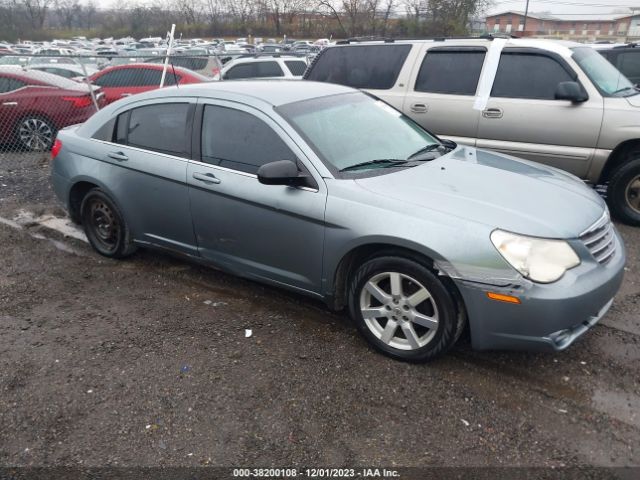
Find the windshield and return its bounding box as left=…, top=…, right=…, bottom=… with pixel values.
left=278, top=92, right=439, bottom=173
left=572, top=47, right=636, bottom=96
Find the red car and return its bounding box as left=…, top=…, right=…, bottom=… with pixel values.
left=89, top=63, right=209, bottom=104
left=0, top=66, right=106, bottom=151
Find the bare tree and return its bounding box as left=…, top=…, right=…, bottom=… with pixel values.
left=19, top=0, right=52, bottom=29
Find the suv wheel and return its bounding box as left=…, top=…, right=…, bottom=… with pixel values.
left=607, top=157, right=640, bottom=226
left=348, top=256, right=458, bottom=362
left=80, top=188, right=137, bottom=258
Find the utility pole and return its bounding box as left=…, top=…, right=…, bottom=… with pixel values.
left=523, top=0, right=530, bottom=34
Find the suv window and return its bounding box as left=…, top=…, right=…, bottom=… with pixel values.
left=285, top=60, right=307, bottom=76
left=306, top=44, right=411, bottom=90
left=492, top=52, right=574, bottom=100
left=617, top=51, right=640, bottom=84
left=225, top=61, right=284, bottom=79
left=0, top=76, right=26, bottom=93
left=201, top=105, right=296, bottom=174
left=117, top=103, right=190, bottom=156
left=415, top=49, right=486, bottom=95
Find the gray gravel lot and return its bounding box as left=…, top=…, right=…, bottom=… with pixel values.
left=0, top=151, right=638, bottom=468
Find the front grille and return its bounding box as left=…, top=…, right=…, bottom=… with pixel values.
left=579, top=212, right=616, bottom=265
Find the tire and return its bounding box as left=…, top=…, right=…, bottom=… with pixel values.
left=80, top=188, right=137, bottom=258
left=348, top=256, right=458, bottom=362
left=16, top=115, right=55, bottom=152
left=607, top=157, right=640, bottom=226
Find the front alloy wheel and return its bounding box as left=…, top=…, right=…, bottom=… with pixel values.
left=360, top=272, right=439, bottom=350
left=349, top=256, right=459, bottom=362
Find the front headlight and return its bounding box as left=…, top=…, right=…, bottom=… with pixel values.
left=490, top=230, right=580, bottom=283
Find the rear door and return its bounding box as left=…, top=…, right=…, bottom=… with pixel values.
left=91, top=98, right=198, bottom=254
left=476, top=49, right=604, bottom=178
left=402, top=46, right=486, bottom=145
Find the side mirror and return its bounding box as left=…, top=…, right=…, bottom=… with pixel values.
left=257, top=160, right=309, bottom=187
left=555, top=81, right=588, bottom=102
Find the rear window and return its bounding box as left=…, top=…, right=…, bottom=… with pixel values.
left=285, top=60, right=307, bottom=76
left=415, top=49, right=486, bottom=95
left=306, top=44, right=411, bottom=90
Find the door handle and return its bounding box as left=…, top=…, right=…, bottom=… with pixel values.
left=192, top=172, right=221, bottom=184
left=410, top=103, right=428, bottom=113
left=482, top=108, right=503, bottom=119
left=2, top=102, right=18, bottom=106
left=120, top=93, right=132, bottom=97
left=107, top=151, right=128, bottom=161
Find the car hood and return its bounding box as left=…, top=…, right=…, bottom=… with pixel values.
left=625, top=93, right=640, bottom=107
left=354, top=146, right=605, bottom=239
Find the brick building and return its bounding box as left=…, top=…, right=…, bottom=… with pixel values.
left=485, top=10, right=640, bottom=41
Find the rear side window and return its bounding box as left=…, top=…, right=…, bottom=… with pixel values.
left=225, top=61, right=284, bottom=79
left=201, top=105, right=296, bottom=174
left=0, top=76, right=26, bottom=93
left=117, top=103, right=190, bottom=156
left=306, top=44, right=411, bottom=90
left=491, top=52, right=574, bottom=100
left=415, top=49, right=486, bottom=95
left=93, top=69, right=140, bottom=87
left=285, top=60, right=307, bottom=76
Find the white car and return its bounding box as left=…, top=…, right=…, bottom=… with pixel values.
left=219, top=55, right=308, bottom=80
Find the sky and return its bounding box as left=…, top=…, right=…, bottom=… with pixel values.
left=487, top=0, right=640, bottom=16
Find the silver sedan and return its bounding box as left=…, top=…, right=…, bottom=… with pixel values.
left=50, top=81, right=626, bottom=361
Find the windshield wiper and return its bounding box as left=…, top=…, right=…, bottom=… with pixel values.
left=611, top=86, right=638, bottom=96
left=407, top=143, right=447, bottom=160
left=340, top=159, right=410, bottom=172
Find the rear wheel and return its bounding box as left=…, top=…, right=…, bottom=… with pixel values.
left=607, top=157, right=640, bottom=226
left=348, top=256, right=458, bottom=362
left=16, top=116, right=55, bottom=151
left=80, top=188, right=136, bottom=258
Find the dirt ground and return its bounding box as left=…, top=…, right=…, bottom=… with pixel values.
left=0, top=151, right=639, bottom=469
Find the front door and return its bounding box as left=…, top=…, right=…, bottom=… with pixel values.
left=187, top=101, right=327, bottom=294
left=476, top=49, right=604, bottom=178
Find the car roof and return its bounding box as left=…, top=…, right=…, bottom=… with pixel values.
left=331, top=37, right=582, bottom=58
left=129, top=80, right=355, bottom=107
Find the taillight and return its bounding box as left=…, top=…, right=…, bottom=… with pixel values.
left=51, top=138, right=62, bottom=160
left=62, top=95, right=92, bottom=108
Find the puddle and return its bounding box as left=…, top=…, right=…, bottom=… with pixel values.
left=13, top=210, right=87, bottom=242
left=592, top=388, right=640, bottom=429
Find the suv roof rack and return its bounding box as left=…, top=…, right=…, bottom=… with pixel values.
left=335, top=34, right=519, bottom=45
left=235, top=52, right=307, bottom=59
left=613, top=42, right=637, bottom=49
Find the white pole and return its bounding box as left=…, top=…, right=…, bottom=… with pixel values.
left=160, top=24, right=176, bottom=88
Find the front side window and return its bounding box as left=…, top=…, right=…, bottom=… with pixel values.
left=572, top=46, right=636, bottom=96
left=415, top=49, right=486, bottom=95
left=93, top=69, right=140, bottom=87
left=201, top=105, right=296, bottom=174
left=491, top=52, right=574, bottom=100
left=116, top=103, right=190, bottom=156
left=305, top=44, right=411, bottom=90
left=278, top=92, right=438, bottom=174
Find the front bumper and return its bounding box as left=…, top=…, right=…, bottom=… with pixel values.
left=455, top=227, right=626, bottom=352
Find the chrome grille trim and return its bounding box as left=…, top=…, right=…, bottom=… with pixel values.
left=579, top=211, right=616, bottom=265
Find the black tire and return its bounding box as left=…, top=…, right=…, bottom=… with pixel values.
left=15, top=115, right=55, bottom=152
left=348, top=256, right=458, bottom=362
left=80, top=188, right=137, bottom=258
left=607, top=157, right=640, bottom=226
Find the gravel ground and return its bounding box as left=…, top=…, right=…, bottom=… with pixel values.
left=0, top=151, right=639, bottom=468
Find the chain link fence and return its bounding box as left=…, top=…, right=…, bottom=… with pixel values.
left=0, top=50, right=312, bottom=153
